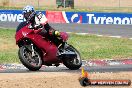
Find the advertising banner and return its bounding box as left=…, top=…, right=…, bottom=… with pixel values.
left=0, top=10, right=24, bottom=22
left=63, top=12, right=132, bottom=24
left=0, top=10, right=45, bottom=23
left=46, top=11, right=66, bottom=23
left=0, top=10, right=132, bottom=25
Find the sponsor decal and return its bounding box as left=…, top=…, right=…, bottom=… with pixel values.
left=0, top=13, right=24, bottom=22
left=0, top=10, right=45, bottom=23
left=70, top=13, right=82, bottom=23
left=79, top=67, right=131, bottom=87
left=0, top=10, right=25, bottom=22
left=64, top=12, right=132, bottom=24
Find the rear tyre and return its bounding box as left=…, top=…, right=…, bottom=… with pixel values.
left=18, top=46, right=42, bottom=71
left=62, top=45, right=82, bottom=70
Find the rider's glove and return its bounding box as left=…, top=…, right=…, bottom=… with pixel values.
left=54, top=30, right=60, bottom=37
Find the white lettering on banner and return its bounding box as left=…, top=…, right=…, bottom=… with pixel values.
left=17, top=14, right=23, bottom=22
left=7, top=14, right=17, bottom=22
left=85, top=14, right=132, bottom=24
left=0, top=14, right=7, bottom=21
left=0, top=14, right=24, bottom=22
left=100, top=17, right=106, bottom=24
left=86, top=14, right=94, bottom=24
left=122, top=17, right=130, bottom=24
left=130, top=18, right=132, bottom=24
left=93, top=17, right=100, bottom=24
left=113, top=17, right=122, bottom=24
left=106, top=17, right=113, bottom=24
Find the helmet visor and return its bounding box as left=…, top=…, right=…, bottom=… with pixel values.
left=23, top=11, right=32, bottom=20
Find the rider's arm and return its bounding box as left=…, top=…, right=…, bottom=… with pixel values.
left=44, top=23, right=60, bottom=37
left=35, top=12, right=60, bottom=36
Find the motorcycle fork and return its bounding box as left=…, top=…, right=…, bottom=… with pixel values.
left=57, top=42, right=68, bottom=56
left=31, top=43, right=35, bottom=57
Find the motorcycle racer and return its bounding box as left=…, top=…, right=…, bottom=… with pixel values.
left=22, top=5, right=61, bottom=39
left=15, top=5, right=82, bottom=71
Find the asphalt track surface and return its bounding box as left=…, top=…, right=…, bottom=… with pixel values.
left=0, top=22, right=132, bottom=73
left=0, top=65, right=132, bottom=73
left=0, top=61, right=132, bottom=73
left=0, top=22, right=132, bottom=38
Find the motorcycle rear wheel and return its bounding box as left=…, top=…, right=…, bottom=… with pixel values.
left=18, top=46, right=42, bottom=71
left=62, top=45, right=82, bottom=70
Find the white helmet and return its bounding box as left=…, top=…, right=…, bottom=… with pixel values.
left=23, top=5, right=35, bottom=20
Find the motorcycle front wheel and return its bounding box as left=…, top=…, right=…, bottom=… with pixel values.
left=18, top=46, right=42, bottom=71
left=62, top=45, right=82, bottom=70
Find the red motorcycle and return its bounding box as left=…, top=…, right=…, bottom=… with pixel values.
left=15, top=22, right=82, bottom=71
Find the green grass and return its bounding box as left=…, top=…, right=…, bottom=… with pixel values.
left=0, top=29, right=19, bottom=63
left=68, top=34, right=132, bottom=59
left=0, top=28, right=132, bottom=63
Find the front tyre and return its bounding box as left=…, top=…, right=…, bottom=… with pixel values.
left=63, top=45, right=82, bottom=70
left=18, top=46, right=42, bottom=71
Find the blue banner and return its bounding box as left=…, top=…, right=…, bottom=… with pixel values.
left=64, top=12, right=132, bottom=24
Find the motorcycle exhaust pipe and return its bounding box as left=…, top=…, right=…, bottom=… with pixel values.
left=59, top=51, right=77, bottom=59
